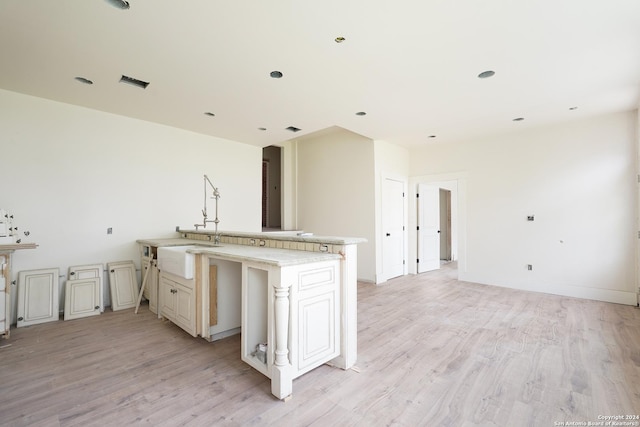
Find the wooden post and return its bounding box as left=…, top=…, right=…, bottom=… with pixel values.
left=134, top=257, right=153, bottom=314
left=271, top=282, right=293, bottom=400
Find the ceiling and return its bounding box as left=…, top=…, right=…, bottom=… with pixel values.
left=1, top=0, right=639, bottom=148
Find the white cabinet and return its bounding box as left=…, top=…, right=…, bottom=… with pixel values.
left=107, top=261, right=138, bottom=311
left=291, top=261, right=340, bottom=374
left=159, top=271, right=196, bottom=337
left=241, top=259, right=340, bottom=399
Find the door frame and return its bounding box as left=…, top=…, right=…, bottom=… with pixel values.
left=409, top=173, right=468, bottom=277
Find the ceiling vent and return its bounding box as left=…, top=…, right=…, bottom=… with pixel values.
left=120, top=75, right=149, bottom=89
left=106, top=0, right=130, bottom=9
left=285, top=126, right=301, bottom=132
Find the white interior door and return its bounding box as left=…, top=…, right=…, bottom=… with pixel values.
left=382, top=177, right=405, bottom=281
left=64, top=278, right=101, bottom=320
left=417, top=183, right=441, bottom=273
left=17, top=268, right=59, bottom=327
left=107, top=261, right=138, bottom=311
left=68, top=264, right=104, bottom=312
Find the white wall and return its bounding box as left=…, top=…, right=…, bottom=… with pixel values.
left=295, top=127, right=376, bottom=282
left=373, top=140, right=410, bottom=283
left=0, top=89, right=262, bottom=320
left=409, top=111, right=638, bottom=305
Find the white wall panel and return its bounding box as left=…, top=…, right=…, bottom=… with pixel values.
left=0, top=89, right=261, bottom=321
left=408, top=111, right=637, bottom=304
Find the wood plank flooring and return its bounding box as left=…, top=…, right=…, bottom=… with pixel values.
left=1, top=263, right=639, bottom=426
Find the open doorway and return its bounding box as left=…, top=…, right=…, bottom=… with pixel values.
left=417, top=181, right=458, bottom=274
left=439, top=189, right=452, bottom=262
left=262, top=146, right=281, bottom=230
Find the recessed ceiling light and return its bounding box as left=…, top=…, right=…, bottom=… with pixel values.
left=270, top=71, right=283, bottom=79
left=428, top=135, right=436, bottom=139
left=513, top=117, right=525, bottom=121
left=285, top=126, right=301, bottom=132
left=74, top=77, right=93, bottom=85
left=355, top=111, right=366, bottom=116
left=335, top=37, right=346, bottom=43
left=478, top=70, right=495, bottom=79
left=258, top=127, right=267, bottom=131
left=569, top=106, right=578, bottom=110
left=204, top=112, right=215, bottom=117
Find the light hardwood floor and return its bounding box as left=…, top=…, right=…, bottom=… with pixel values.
left=1, top=263, right=639, bottom=426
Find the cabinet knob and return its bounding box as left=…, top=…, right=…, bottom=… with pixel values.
left=18, top=317, right=23, bottom=321
left=95, top=306, right=100, bottom=310
left=110, top=269, right=115, bottom=273
left=70, top=271, right=75, bottom=276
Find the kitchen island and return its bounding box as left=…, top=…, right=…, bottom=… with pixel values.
left=137, top=230, right=365, bottom=400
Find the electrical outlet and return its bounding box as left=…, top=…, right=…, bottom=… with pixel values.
left=107, top=227, right=113, bottom=234
left=527, top=215, right=535, bottom=221
left=527, top=264, right=533, bottom=271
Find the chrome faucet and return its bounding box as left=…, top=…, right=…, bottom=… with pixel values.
left=194, top=174, right=221, bottom=244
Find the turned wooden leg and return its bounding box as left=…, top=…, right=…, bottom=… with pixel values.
left=271, top=284, right=293, bottom=399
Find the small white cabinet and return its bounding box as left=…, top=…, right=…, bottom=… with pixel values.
left=159, top=271, right=197, bottom=337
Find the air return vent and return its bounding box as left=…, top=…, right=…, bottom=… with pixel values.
left=120, top=75, right=149, bottom=89
left=285, top=126, right=301, bottom=132
left=106, top=0, right=130, bottom=9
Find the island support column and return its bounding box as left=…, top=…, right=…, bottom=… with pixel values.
left=271, top=274, right=293, bottom=399
left=330, top=243, right=358, bottom=370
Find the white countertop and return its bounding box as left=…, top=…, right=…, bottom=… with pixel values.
left=178, top=230, right=367, bottom=245
left=137, top=238, right=341, bottom=267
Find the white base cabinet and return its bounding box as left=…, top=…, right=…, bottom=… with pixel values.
left=241, top=259, right=340, bottom=399
left=159, top=271, right=197, bottom=337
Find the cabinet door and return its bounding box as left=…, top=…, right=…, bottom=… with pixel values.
left=69, top=264, right=104, bottom=312
left=174, top=282, right=196, bottom=336
left=159, top=274, right=177, bottom=320
left=291, top=260, right=340, bottom=374
left=17, top=268, right=59, bottom=327
left=64, top=278, right=101, bottom=320
left=107, top=261, right=138, bottom=311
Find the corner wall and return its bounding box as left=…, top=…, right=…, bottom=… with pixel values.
left=295, top=128, right=376, bottom=282
left=409, top=111, right=638, bottom=305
